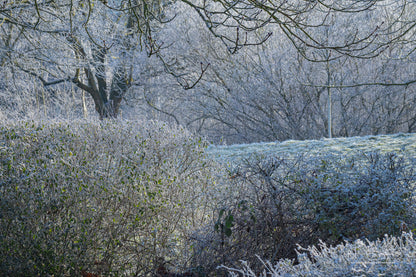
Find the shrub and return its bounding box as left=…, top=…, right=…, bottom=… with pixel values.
left=222, top=231, right=416, bottom=276
left=0, top=119, right=218, bottom=276
left=192, top=151, right=416, bottom=274
left=2, top=120, right=415, bottom=276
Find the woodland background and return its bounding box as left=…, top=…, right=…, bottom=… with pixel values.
left=2, top=1, right=416, bottom=276
left=1, top=1, right=416, bottom=143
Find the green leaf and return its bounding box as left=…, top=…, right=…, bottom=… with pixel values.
left=225, top=215, right=234, bottom=229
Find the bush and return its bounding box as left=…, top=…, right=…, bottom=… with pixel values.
left=0, top=119, right=218, bottom=276
left=2, top=120, right=415, bottom=276
left=222, top=231, right=416, bottom=276
left=192, top=152, right=416, bottom=274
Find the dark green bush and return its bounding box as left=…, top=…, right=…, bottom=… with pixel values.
left=0, top=120, right=218, bottom=276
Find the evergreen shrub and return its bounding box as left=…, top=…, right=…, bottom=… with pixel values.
left=0, top=120, right=218, bottom=276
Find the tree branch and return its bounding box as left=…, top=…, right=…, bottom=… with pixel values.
left=15, top=64, right=72, bottom=86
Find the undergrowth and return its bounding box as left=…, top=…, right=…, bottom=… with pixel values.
left=1, top=119, right=415, bottom=276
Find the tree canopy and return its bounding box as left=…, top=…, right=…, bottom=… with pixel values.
left=1, top=0, right=416, bottom=141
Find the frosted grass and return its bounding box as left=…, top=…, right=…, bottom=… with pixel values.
left=222, top=232, right=416, bottom=277
left=208, top=133, right=416, bottom=163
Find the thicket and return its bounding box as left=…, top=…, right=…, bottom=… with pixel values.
left=1, top=120, right=416, bottom=276
left=0, top=120, right=222, bottom=276
left=192, top=151, right=416, bottom=274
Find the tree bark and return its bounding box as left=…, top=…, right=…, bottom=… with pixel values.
left=67, top=34, right=132, bottom=119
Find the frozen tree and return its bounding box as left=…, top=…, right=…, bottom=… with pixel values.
left=0, top=0, right=207, bottom=119
left=176, top=0, right=416, bottom=142
left=2, top=0, right=416, bottom=132
left=185, top=1, right=416, bottom=59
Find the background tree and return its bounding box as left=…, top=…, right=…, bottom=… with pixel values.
left=175, top=1, right=416, bottom=142
left=2, top=0, right=416, bottom=142
left=0, top=0, right=207, bottom=119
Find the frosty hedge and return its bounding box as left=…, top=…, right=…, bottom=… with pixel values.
left=1, top=120, right=416, bottom=276
left=191, top=148, right=416, bottom=274
left=0, top=120, right=220, bottom=276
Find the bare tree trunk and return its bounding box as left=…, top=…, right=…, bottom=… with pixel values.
left=67, top=34, right=132, bottom=119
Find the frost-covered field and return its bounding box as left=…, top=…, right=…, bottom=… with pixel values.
left=208, top=133, right=416, bottom=163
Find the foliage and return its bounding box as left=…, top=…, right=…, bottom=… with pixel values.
left=0, top=119, right=218, bottom=276
left=193, top=151, right=416, bottom=274
left=222, top=232, right=416, bottom=277
left=1, top=119, right=416, bottom=276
